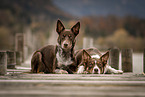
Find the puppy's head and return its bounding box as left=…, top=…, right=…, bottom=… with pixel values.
left=93, top=51, right=109, bottom=74
left=79, top=50, right=96, bottom=74
left=56, top=20, right=80, bottom=50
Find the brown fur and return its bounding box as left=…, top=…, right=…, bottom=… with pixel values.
left=31, top=45, right=57, bottom=73
left=31, top=20, right=80, bottom=73
left=75, top=48, right=109, bottom=74
left=75, top=49, right=96, bottom=73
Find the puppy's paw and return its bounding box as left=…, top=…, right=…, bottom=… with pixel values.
left=113, top=70, right=123, bottom=74
left=83, top=71, right=88, bottom=74
left=60, top=70, right=68, bottom=74
left=77, top=66, right=84, bottom=74
left=117, top=70, right=123, bottom=74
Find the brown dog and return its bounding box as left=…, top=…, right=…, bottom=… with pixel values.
left=31, top=20, right=80, bottom=74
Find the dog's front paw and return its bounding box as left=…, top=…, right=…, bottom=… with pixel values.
left=55, top=69, right=68, bottom=74
left=60, top=70, right=68, bottom=74
left=77, top=65, right=84, bottom=74
left=113, top=70, right=123, bottom=74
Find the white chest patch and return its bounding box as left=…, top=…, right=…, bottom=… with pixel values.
left=56, top=52, right=73, bottom=67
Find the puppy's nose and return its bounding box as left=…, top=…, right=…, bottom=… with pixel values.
left=94, top=69, right=98, bottom=72
left=64, top=43, right=68, bottom=47
left=94, top=69, right=98, bottom=73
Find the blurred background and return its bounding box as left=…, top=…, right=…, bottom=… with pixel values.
left=0, top=0, right=145, bottom=72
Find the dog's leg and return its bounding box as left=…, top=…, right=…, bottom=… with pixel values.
left=54, top=62, right=68, bottom=74
left=31, top=51, right=44, bottom=73
left=104, top=64, right=123, bottom=74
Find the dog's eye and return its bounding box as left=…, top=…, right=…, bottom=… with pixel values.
left=68, top=35, right=72, bottom=39
left=63, top=34, right=66, bottom=37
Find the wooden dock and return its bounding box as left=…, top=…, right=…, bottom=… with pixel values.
left=0, top=67, right=145, bottom=97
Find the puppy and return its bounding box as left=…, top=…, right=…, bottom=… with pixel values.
left=75, top=48, right=123, bottom=74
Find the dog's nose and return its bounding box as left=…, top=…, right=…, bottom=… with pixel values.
left=64, top=43, right=68, bottom=47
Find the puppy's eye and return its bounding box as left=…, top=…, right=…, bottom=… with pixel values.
left=100, top=64, right=102, bottom=66
left=98, top=63, right=102, bottom=67
left=89, top=62, right=93, bottom=66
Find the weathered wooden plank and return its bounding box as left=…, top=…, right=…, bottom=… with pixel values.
left=0, top=80, right=145, bottom=86
left=1, top=67, right=145, bottom=97
left=0, top=51, right=7, bottom=75
left=4, top=73, right=145, bottom=78
left=7, top=51, right=16, bottom=69
left=2, top=71, right=145, bottom=80
left=0, top=90, right=145, bottom=97
left=0, top=83, right=145, bottom=97
left=1, top=74, right=145, bottom=81
left=122, top=49, right=133, bottom=72
left=109, top=48, right=120, bottom=69
left=0, top=92, right=145, bottom=97
left=16, top=51, right=22, bottom=66
left=143, top=48, right=145, bottom=73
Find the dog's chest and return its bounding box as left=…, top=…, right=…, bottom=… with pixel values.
left=56, top=52, right=73, bottom=68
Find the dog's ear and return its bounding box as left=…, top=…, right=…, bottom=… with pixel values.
left=56, top=20, right=65, bottom=34
left=82, top=50, right=91, bottom=60
left=100, top=51, right=109, bottom=65
left=71, top=22, right=80, bottom=36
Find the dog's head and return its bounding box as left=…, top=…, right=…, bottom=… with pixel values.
left=79, top=50, right=96, bottom=74
left=93, top=51, right=109, bottom=74
left=56, top=20, right=80, bottom=51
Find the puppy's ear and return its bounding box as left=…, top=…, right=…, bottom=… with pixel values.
left=56, top=20, right=65, bottom=34
left=71, top=22, right=80, bottom=36
left=100, top=51, right=109, bottom=65
left=82, top=50, right=91, bottom=60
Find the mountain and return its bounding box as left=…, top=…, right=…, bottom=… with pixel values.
left=52, top=0, right=145, bottom=19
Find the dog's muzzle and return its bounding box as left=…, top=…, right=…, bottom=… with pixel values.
left=61, top=39, right=72, bottom=49
left=64, top=43, right=68, bottom=48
